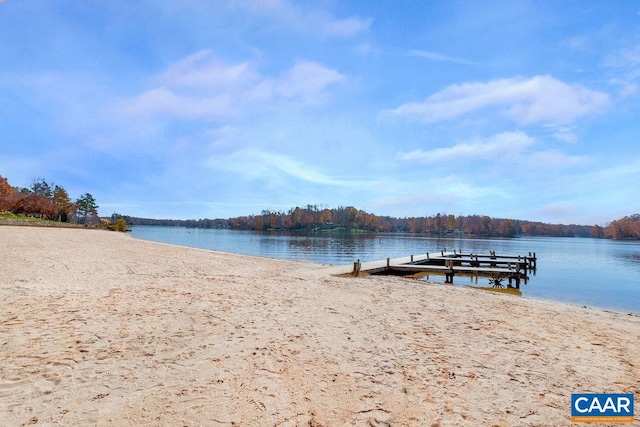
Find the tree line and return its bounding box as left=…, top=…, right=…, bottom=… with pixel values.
left=0, top=175, right=99, bottom=225
left=603, top=214, right=640, bottom=240
left=5, top=172, right=633, bottom=240
left=125, top=204, right=621, bottom=238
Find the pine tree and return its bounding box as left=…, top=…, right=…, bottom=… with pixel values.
left=75, top=193, right=99, bottom=224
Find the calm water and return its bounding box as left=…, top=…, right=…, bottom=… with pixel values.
left=130, top=226, right=640, bottom=314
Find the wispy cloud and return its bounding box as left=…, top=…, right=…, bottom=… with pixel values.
left=324, top=16, right=374, bottom=37
left=602, top=43, right=640, bottom=98
left=216, top=149, right=369, bottom=188
left=527, top=149, right=590, bottom=168
left=533, top=203, right=583, bottom=223
left=370, top=174, right=510, bottom=215
left=157, top=50, right=257, bottom=89
left=119, top=88, right=238, bottom=119
left=562, top=36, right=589, bottom=51
left=603, top=45, right=640, bottom=68
left=545, top=125, right=578, bottom=144
left=406, top=49, right=482, bottom=66
left=235, top=0, right=371, bottom=37
left=384, top=75, right=610, bottom=125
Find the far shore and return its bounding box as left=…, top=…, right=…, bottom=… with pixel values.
left=1, top=225, right=638, bottom=426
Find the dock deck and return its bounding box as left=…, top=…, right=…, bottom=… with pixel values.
left=346, top=251, right=537, bottom=288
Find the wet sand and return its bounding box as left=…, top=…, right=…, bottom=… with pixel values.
left=1, top=226, right=638, bottom=426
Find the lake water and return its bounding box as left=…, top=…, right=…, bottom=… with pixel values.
left=129, top=226, right=640, bottom=314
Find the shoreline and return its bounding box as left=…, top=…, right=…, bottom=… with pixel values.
left=128, top=227, right=640, bottom=316
left=1, top=226, right=638, bottom=425
left=126, top=231, right=639, bottom=318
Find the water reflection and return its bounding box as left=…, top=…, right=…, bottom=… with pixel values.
left=621, top=252, right=640, bottom=267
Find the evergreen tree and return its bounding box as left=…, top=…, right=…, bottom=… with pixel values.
left=75, top=193, right=99, bottom=224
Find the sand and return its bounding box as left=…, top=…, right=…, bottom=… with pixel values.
left=1, top=226, right=638, bottom=426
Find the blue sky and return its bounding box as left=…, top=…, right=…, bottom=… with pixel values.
left=1, top=1, right=639, bottom=224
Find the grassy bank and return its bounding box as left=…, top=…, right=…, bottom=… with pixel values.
left=0, top=212, right=84, bottom=228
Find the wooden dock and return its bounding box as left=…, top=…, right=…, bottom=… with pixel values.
left=350, top=250, right=537, bottom=289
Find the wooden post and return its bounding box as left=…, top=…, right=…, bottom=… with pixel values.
left=532, top=253, right=537, bottom=269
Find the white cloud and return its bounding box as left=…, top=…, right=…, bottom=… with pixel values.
left=385, top=75, right=610, bottom=125
left=400, top=131, right=590, bottom=177
left=400, top=131, right=535, bottom=163
left=118, top=54, right=345, bottom=119
left=275, top=61, right=346, bottom=103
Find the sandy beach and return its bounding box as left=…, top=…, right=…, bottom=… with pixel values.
left=1, top=226, right=638, bottom=426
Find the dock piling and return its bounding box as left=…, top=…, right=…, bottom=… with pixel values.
left=353, top=259, right=361, bottom=276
